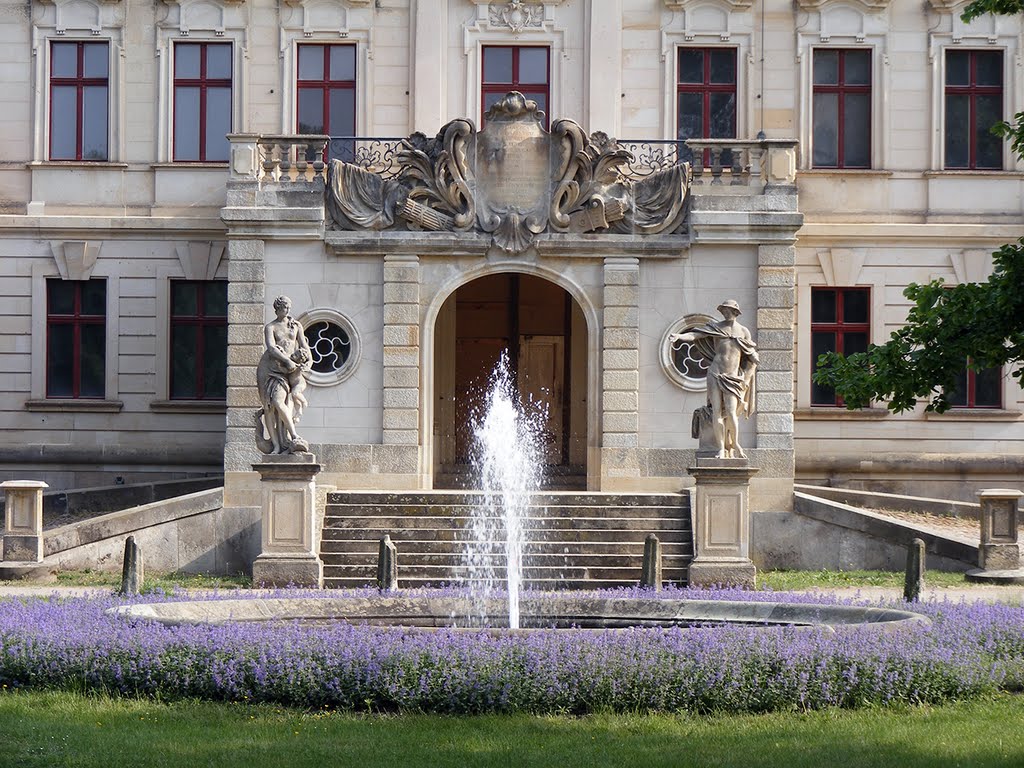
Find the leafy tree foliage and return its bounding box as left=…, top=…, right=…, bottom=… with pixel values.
left=813, top=0, right=1024, bottom=413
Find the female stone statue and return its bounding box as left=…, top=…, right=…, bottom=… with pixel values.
left=256, top=296, right=312, bottom=455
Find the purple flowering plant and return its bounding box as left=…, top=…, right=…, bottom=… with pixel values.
left=0, top=585, right=1022, bottom=715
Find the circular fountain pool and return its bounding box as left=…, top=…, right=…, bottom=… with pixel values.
left=110, top=593, right=930, bottom=631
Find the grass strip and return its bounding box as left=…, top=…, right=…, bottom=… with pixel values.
left=1, top=689, right=1022, bottom=768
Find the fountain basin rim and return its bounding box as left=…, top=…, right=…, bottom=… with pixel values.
left=107, top=594, right=931, bottom=631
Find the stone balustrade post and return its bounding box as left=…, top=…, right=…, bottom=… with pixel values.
left=2, top=481, right=47, bottom=563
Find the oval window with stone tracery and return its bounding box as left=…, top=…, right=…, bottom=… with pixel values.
left=661, top=314, right=713, bottom=391
left=297, top=309, right=360, bottom=386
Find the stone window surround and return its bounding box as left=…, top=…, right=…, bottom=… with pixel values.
left=295, top=307, right=362, bottom=386
left=927, top=4, right=1022, bottom=172
left=795, top=5, right=889, bottom=171
left=26, top=258, right=122, bottom=412
left=277, top=1, right=373, bottom=137
left=155, top=1, right=248, bottom=164
left=462, top=7, right=567, bottom=131
left=660, top=1, right=756, bottom=141
left=660, top=313, right=713, bottom=392
left=795, top=268, right=886, bottom=410
left=29, top=2, right=125, bottom=164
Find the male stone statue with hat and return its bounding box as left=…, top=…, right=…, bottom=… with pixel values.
left=670, top=299, right=759, bottom=459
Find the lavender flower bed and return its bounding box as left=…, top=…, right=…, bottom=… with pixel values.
left=1, top=587, right=1022, bottom=714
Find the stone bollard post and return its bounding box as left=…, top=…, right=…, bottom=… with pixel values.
left=377, top=535, right=399, bottom=592
left=1, top=481, right=48, bottom=563
left=904, top=538, right=925, bottom=602
left=119, top=535, right=144, bottom=596
left=640, top=534, right=662, bottom=591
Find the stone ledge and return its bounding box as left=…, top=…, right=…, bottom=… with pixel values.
left=25, top=399, right=124, bottom=413
left=149, top=399, right=227, bottom=414
left=794, top=407, right=888, bottom=420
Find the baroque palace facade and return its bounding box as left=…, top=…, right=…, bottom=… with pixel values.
left=1, top=0, right=1022, bottom=512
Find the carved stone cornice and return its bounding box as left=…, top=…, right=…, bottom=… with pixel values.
left=926, top=0, right=965, bottom=11
left=664, top=0, right=754, bottom=11
left=489, top=1, right=543, bottom=33
left=794, top=0, right=892, bottom=10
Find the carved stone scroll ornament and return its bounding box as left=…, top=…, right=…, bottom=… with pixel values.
left=325, top=91, right=689, bottom=253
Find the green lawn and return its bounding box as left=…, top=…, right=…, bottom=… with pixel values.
left=8, top=568, right=969, bottom=593
left=757, top=569, right=968, bottom=591
left=1, top=690, right=1022, bottom=768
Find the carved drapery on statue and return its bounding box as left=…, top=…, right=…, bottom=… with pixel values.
left=326, top=92, right=690, bottom=254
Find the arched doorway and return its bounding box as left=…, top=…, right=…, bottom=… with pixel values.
left=433, top=273, right=588, bottom=489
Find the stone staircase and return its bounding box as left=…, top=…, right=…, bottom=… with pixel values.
left=321, top=490, right=692, bottom=589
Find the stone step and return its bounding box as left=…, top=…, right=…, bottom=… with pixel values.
left=321, top=564, right=689, bottom=583
left=325, top=503, right=687, bottom=518
left=323, top=517, right=690, bottom=533
left=322, top=576, right=677, bottom=590
left=320, top=551, right=693, bottom=568
left=320, top=532, right=691, bottom=550
left=327, top=491, right=688, bottom=508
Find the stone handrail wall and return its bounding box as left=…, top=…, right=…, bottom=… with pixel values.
left=228, top=134, right=796, bottom=191
left=686, top=138, right=798, bottom=190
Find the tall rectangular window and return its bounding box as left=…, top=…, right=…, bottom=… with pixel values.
left=945, top=50, right=1003, bottom=169
left=676, top=47, right=737, bottom=163
left=46, top=279, right=105, bottom=398
left=170, top=281, right=227, bottom=400
left=50, top=41, right=109, bottom=161
left=812, top=49, right=871, bottom=168
left=810, top=287, right=870, bottom=406
left=297, top=44, right=356, bottom=136
left=481, top=46, right=550, bottom=127
left=948, top=361, right=1002, bottom=408
left=174, top=42, right=232, bottom=162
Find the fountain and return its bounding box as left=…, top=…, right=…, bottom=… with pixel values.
left=463, top=353, right=545, bottom=629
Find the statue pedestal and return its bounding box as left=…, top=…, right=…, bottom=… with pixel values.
left=687, top=459, right=758, bottom=588
left=252, top=454, right=323, bottom=588
left=967, top=489, right=1024, bottom=585
left=1, top=480, right=47, bottom=563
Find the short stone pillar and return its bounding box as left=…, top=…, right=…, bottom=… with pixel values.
left=2, top=480, right=48, bottom=562
left=967, top=489, right=1024, bottom=583
left=251, top=454, right=324, bottom=588
left=686, top=460, right=758, bottom=587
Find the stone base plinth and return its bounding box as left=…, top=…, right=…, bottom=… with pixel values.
left=980, top=542, right=1020, bottom=572
left=2, top=535, right=42, bottom=563
left=252, top=554, right=324, bottom=588
left=966, top=567, right=1024, bottom=585
left=687, top=559, right=757, bottom=588
left=688, top=461, right=759, bottom=588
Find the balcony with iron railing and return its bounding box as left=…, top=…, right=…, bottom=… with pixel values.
left=228, top=134, right=798, bottom=191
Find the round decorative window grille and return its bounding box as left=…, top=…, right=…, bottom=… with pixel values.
left=297, top=309, right=360, bottom=386
left=672, top=339, right=710, bottom=380
left=305, top=321, right=352, bottom=374
left=660, top=314, right=714, bottom=392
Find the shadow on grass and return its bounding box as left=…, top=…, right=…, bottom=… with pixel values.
left=1, top=690, right=1023, bottom=768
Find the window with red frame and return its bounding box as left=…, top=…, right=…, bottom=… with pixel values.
left=170, top=281, right=227, bottom=400
left=813, top=49, right=871, bottom=168
left=174, top=42, right=232, bottom=162
left=481, top=46, right=550, bottom=127
left=676, top=47, right=737, bottom=164
left=945, top=49, right=1003, bottom=169
left=297, top=44, right=356, bottom=136
left=46, top=279, right=105, bottom=398
left=810, top=287, right=870, bottom=406
left=50, top=41, right=109, bottom=161
left=948, top=360, right=1002, bottom=408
